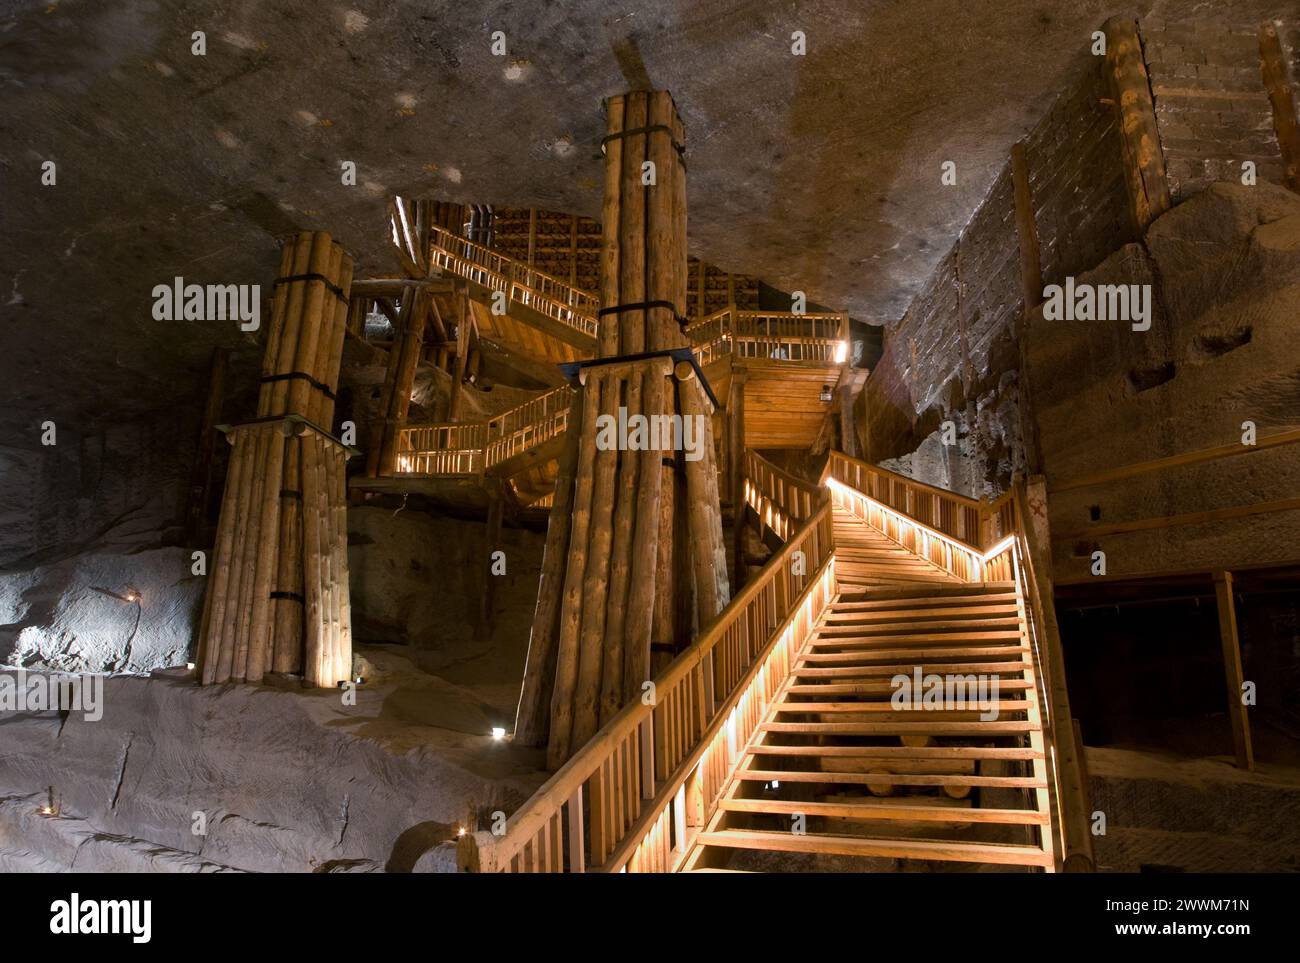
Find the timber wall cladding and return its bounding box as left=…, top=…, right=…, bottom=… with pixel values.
left=863, top=53, right=1129, bottom=462
left=1141, top=15, right=1290, bottom=200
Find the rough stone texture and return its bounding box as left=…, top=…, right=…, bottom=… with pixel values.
left=0, top=407, right=194, bottom=569
left=1087, top=746, right=1300, bottom=871
left=0, top=667, right=546, bottom=872
left=862, top=49, right=1131, bottom=494
left=5, top=0, right=1296, bottom=467
left=1026, top=182, right=1300, bottom=580
left=0, top=545, right=201, bottom=672
left=348, top=505, right=543, bottom=668
left=1143, top=15, right=1289, bottom=201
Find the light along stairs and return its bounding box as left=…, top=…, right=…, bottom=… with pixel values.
left=682, top=503, right=1054, bottom=872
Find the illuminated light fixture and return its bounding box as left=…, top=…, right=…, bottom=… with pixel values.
left=186, top=662, right=195, bottom=672
left=819, top=384, right=833, bottom=402
left=123, top=590, right=141, bottom=603
left=491, top=727, right=506, bottom=741
left=457, top=826, right=467, bottom=837
left=834, top=340, right=848, bottom=364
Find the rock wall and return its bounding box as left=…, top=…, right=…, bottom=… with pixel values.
left=1026, top=182, right=1300, bottom=581
left=862, top=49, right=1129, bottom=495
left=1143, top=13, right=1296, bottom=201
left=0, top=668, right=546, bottom=872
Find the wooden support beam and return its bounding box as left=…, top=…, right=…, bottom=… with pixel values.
left=1102, top=17, right=1171, bottom=233
left=1010, top=138, right=1045, bottom=475
left=1213, top=571, right=1254, bottom=771
left=1260, top=21, right=1300, bottom=193
left=449, top=286, right=471, bottom=422
left=526, top=207, right=538, bottom=266
left=728, top=368, right=748, bottom=586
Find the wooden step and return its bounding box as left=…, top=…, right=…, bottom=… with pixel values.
left=799, top=646, right=1030, bottom=662
left=760, top=720, right=1035, bottom=736
left=746, top=745, right=1043, bottom=762
left=792, top=662, right=1033, bottom=678
left=836, top=584, right=1017, bottom=602
left=816, top=618, right=1019, bottom=634
left=812, top=628, right=1024, bottom=643
left=696, top=829, right=1053, bottom=867
left=824, top=606, right=1020, bottom=623
left=736, top=770, right=1046, bottom=789
left=785, top=679, right=1034, bottom=696
left=720, top=798, right=1049, bottom=826
left=773, top=700, right=1033, bottom=714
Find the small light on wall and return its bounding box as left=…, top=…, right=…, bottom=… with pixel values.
left=491, top=727, right=506, bottom=741
left=38, top=787, right=58, bottom=817
left=124, top=590, right=141, bottom=603
left=457, top=826, right=467, bottom=837
left=819, top=384, right=833, bottom=403
left=186, top=662, right=195, bottom=672
left=834, top=340, right=848, bottom=364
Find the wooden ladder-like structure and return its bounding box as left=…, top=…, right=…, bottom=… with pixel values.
left=682, top=501, right=1055, bottom=871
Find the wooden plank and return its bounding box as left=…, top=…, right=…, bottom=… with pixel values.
left=720, top=798, right=1048, bottom=825
left=1102, top=16, right=1171, bottom=231
left=1213, top=571, right=1254, bottom=770
left=695, top=829, right=1053, bottom=866
left=1260, top=22, right=1300, bottom=192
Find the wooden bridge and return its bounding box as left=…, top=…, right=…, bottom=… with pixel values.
left=457, top=451, right=1092, bottom=873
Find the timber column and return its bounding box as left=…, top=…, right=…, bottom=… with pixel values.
left=196, top=231, right=356, bottom=688
left=514, top=91, right=731, bottom=767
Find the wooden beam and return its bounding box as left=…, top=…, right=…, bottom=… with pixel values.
left=1102, top=16, right=1171, bottom=232
left=526, top=207, right=538, bottom=266
left=1053, top=495, right=1300, bottom=540
left=728, top=368, right=748, bottom=585
left=1213, top=571, right=1254, bottom=770
left=1259, top=21, right=1300, bottom=193
left=449, top=287, right=471, bottom=422
left=1050, top=427, right=1300, bottom=493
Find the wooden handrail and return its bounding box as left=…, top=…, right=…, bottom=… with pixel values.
left=743, top=449, right=824, bottom=541
left=822, top=454, right=1092, bottom=872
left=459, top=502, right=835, bottom=872
left=396, top=385, right=574, bottom=476
left=1006, top=477, right=1095, bottom=871
left=428, top=225, right=601, bottom=339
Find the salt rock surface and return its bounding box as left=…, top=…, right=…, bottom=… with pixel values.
left=0, top=546, right=201, bottom=673
left=0, top=668, right=546, bottom=872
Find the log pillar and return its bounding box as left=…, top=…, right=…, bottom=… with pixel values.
left=197, top=231, right=355, bottom=688
left=1102, top=17, right=1171, bottom=234
left=516, top=90, right=730, bottom=767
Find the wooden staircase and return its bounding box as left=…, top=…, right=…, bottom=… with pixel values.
left=682, top=503, right=1055, bottom=872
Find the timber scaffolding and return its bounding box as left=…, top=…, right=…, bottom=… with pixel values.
left=458, top=450, right=1095, bottom=873
left=347, top=197, right=858, bottom=513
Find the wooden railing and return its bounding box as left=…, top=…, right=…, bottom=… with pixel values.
left=427, top=225, right=600, bottom=340
left=459, top=503, right=836, bottom=873
left=395, top=385, right=574, bottom=476
left=824, top=453, right=1093, bottom=872
left=824, top=450, right=984, bottom=546
left=687, top=308, right=850, bottom=367
left=743, top=449, right=823, bottom=541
